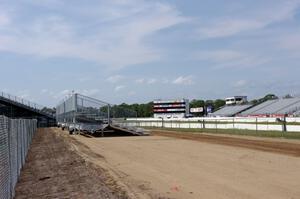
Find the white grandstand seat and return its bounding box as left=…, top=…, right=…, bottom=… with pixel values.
left=276, top=101, right=300, bottom=114
left=210, top=105, right=252, bottom=117
left=240, top=100, right=277, bottom=116
left=240, top=97, right=300, bottom=116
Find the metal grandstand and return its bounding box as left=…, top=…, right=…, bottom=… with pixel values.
left=209, top=104, right=253, bottom=117
left=56, top=93, right=147, bottom=136
left=240, top=97, right=300, bottom=117
left=0, top=91, right=55, bottom=117
left=0, top=91, right=56, bottom=126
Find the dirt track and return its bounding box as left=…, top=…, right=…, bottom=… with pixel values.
left=72, top=129, right=300, bottom=199
left=15, top=128, right=300, bottom=199
left=151, top=129, right=300, bottom=157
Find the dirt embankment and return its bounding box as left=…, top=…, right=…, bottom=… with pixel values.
left=151, top=129, right=300, bottom=157
left=15, top=128, right=129, bottom=199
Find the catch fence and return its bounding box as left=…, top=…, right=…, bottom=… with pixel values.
left=0, top=116, right=37, bottom=199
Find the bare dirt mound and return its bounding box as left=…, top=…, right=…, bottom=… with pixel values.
left=14, top=128, right=129, bottom=199
left=151, top=129, right=300, bottom=157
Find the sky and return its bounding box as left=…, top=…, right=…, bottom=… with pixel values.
left=0, top=0, right=300, bottom=107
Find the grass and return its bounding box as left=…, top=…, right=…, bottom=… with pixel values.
left=147, top=127, right=300, bottom=140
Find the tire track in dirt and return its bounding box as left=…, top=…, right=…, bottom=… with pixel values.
left=151, top=130, right=300, bottom=157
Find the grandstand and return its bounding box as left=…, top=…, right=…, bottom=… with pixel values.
left=0, top=91, right=55, bottom=127
left=209, top=104, right=252, bottom=117
left=56, top=93, right=147, bottom=136
left=240, top=97, right=300, bottom=117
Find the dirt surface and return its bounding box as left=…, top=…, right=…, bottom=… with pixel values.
left=151, top=129, right=300, bottom=157
left=15, top=128, right=300, bottom=199
left=14, top=128, right=129, bottom=199
left=71, top=129, right=300, bottom=199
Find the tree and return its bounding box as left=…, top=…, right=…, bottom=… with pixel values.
left=41, top=107, right=56, bottom=115
left=205, top=100, right=214, bottom=106
left=110, top=102, right=153, bottom=118
left=250, top=99, right=258, bottom=104
left=249, top=94, right=278, bottom=105
left=190, top=99, right=205, bottom=108
left=213, top=99, right=226, bottom=110
left=263, top=94, right=278, bottom=101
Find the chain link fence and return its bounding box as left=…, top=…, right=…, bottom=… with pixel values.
left=0, top=115, right=37, bottom=199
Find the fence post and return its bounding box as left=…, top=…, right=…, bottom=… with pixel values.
left=8, top=119, right=12, bottom=199
left=282, top=115, right=287, bottom=133
left=215, top=119, right=217, bottom=133
left=256, top=117, right=258, bottom=133
left=233, top=118, right=235, bottom=133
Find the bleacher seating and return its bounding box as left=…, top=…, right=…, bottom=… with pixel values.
left=240, top=100, right=277, bottom=116
left=240, top=97, right=300, bottom=116
left=210, top=104, right=252, bottom=117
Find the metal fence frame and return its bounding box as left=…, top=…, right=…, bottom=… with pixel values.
left=0, top=91, right=55, bottom=117
left=56, top=93, right=137, bottom=128
left=0, top=116, right=37, bottom=199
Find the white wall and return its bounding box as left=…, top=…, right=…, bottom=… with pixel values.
left=126, top=117, right=300, bottom=132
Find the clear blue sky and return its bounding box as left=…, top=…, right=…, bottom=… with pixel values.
left=0, top=0, right=300, bottom=107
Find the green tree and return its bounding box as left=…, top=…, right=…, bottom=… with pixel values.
left=263, top=94, right=278, bottom=101
left=190, top=99, right=205, bottom=108
left=213, top=99, right=226, bottom=110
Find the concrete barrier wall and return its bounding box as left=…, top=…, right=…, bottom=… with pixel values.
left=127, top=117, right=300, bottom=132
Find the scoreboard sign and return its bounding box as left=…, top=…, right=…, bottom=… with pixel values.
left=153, top=99, right=189, bottom=118
left=190, top=107, right=204, bottom=113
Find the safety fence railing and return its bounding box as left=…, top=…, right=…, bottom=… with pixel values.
left=0, top=116, right=37, bottom=199
left=125, top=117, right=300, bottom=133
left=0, top=91, right=55, bottom=118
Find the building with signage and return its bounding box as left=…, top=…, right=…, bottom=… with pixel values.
left=153, top=99, right=189, bottom=119
left=225, top=96, right=248, bottom=105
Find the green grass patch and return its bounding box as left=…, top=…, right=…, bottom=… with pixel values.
left=147, top=127, right=300, bottom=140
